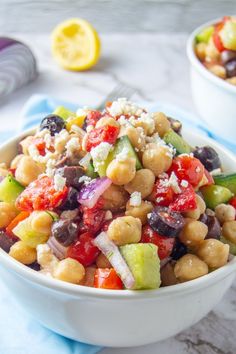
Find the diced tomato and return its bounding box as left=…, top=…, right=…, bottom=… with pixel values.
left=85, top=110, right=102, bottom=127
left=229, top=196, right=236, bottom=210
left=16, top=176, right=68, bottom=211
left=8, top=168, right=16, bottom=177
left=6, top=211, right=30, bottom=239
left=169, top=184, right=197, bottom=212
left=204, top=168, right=214, bottom=186
left=213, top=21, right=226, bottom=52
left=85, top=125, right=120, bottom=152
left=34, top=138, right=47, bottom=156
left=141, top=225, right=175, bottom=260
left=67, top=232, right=100, bottom=266
left=169, top=155, right=205, bottom=187
left=152, top=179, right=175, bottom=207
left=82, top=207, right=106, bottom=234
left=94, top=268, right=123, bottom=290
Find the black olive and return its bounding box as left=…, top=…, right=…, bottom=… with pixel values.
left=28, top=262, right=41, bottom=271
left=0, top=231, right=17, bottom=253
left=171, top=239, right=187, bottom=260
left=193, top=146, right=221, bottom=172
left=59, top=187, right=79, bottom=211
left=55, top=166, right=85, bottom=189
left=52, top=219, right=79, bottom=246
left=225, top=59, right=236, bottom=78
left=199, top=212, right=208, bottom=224
left=168, top=117, right=182, bottom=135
left=148, top=206, right=185, bottom=238
left=40, top=114, right=66, bottom=136
left=221, top=50, right=236, bottom=65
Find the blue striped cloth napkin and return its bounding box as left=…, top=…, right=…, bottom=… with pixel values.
left=0, top=94, right=235, bottom=354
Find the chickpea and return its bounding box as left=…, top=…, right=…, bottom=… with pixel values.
left=196, top=239, right=229, bottom=269
left=106, top=157, right=136, bottom=185
left=108, top=215, right=142, bottom=246
left=102, top=184, right=129, bottom=211
left=95, top=116, right=119, bottom=129
left=131, top=119, right=154, bottom=136
left=30, top=211, right=57, bottom=235
left=15, top=156, right=43, bottom=186
left=9, top=241, right=37, bottom=265
left=125, top=200, right=153, bottom=225
left=195, top=42, right=207, bottom=61
left=215, top=204, right=235, bottom=224
left=0, top=202, right=17, bottom=228
left=82, top=266, right=96, bottom=287
left=153, top=112, right=171, bottom=137
left=161, top=262, right=179, bottom=286
left=124, top=169, right=155, bottom=198
left=209, top=65, right=226, bottom=79
left=19, top=136, right=34, bottom=155
left=222, top=220, right=236, bottom=244
left=96, top=253, right=112, bottom=268
left=179, top=220, right=208, bottom=247
left=53, top=258, right=85, bottom=284
left=121, top=126, right=146, bottom=151
left=142, top=144, right=172, bottom=177
left=174, top=254, right=208, bottom=282
left=184, top=194, right=206, bottom=219
left=10, top=154, right=24, bottom=169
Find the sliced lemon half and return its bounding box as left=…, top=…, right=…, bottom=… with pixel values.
left=51, top=18, right=101, bottom=71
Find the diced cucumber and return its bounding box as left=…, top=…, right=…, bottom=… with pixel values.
left=220, top=20, right=236, bottom=51
left=53, top=106, right=75, bottom=120
left=13, top=215, right=49, bottom=248
left=214, top=173, right=236, bottom=194
left=0, top=175, right=24, bottom=205
left=163, top=129, right=192, bottom=155
left=85, top=161, right=98, bottom=179
left=93, top=135, right=143, bottom=177
left=196, top=26, right=214, bottom=43
left=120, top=243, right=161, bottom=290
left=220, top=236, right=236, bottom=255
left=200, top=185, right=233, bottom=209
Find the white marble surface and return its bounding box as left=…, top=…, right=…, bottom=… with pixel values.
left=0, top=33, right=236, bottom=354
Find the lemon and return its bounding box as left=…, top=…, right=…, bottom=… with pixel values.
left=51, top=18, right=101, bottom=71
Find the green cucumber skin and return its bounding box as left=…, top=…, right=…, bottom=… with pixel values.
left=0, top=175, right=24, bottom=204
left=53, top=106, right=75, bottom=120
left=163, top=129, right=192, bottom=155
left=214, top=173, right=236, bottom=194
left=200, top=185, right=233, bottom=209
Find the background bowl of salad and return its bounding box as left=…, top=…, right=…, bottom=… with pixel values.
left=0, top=126, right=235, bottom=347
left=187, top=16, right=236, bottom=145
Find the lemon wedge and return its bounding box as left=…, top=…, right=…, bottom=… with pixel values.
left=51, top=18, right=101, bottom=71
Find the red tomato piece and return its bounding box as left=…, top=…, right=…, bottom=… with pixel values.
left=85, top=110, right=102, bottom=127
left=204, top=168, right=214, bottom=186
left=6, top=211, right=30, bottom=239
left=82, top=207, right=106, bottom=234
left=16, top=176, right=68, bottom=211
left=85, top=125, right=120, bottom=152
left=67, top=232, right=100, bottom=266
left=152, top=179, right=175, bottom=206
left=94, top=268, right=123, bottom=290
left=34, top=138, right=47, bottom=156
left=169, top=184, right=197, bottom=212
left=229, top=196, right=236, bottom=210
left=141, top=225, right=175, bottom=260
left=169, top=155, right=205, bottom=187
left=213, top=21, right=226, bottom=52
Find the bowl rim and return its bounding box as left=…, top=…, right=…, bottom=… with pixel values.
left=0, top=127, right=236, bottom=300
left=186, top=16, right=236, bottom=94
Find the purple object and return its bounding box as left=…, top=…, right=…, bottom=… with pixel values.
left=78, top=177, right=112, bottom=209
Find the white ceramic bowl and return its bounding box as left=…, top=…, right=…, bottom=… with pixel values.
left=0, top=128, right=236, bottom=347
left=186, top=18, right=236, bottom=144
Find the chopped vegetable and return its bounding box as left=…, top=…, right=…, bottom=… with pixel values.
left=53, top=106, right=75, bottom=120
left=196, top=26, right=214, bottom=43
left=0, top=175, right=24, bottom=205
left=94, top=268, right=123, bottom=290
left=163, top=129, right=192, bottom=155
left=85, top=125, right=119, bottom=152
left=47, top=236, right=68, bottom=260
left=67, top=232, right=100, bottom=266
left=6, top=211, right=30, bottom=238
left=214, top=173, right=236, bottom=194
left=78, top=177, right=112, bottom=209
left=200, top=185, right=233, bottom=209
left=169, top=155, right=205, bottom=187
left=13, top=216, right=49, bottom=248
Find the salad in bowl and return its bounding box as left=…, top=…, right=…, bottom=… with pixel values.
left=0, top=98, right=235, bottom=291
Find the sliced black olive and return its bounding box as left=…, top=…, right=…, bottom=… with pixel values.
left=170, top=239, right=187, bottom=260
left=221, top=50, right=236, bottom=65
left=52, top=219, right=79, bottom=246
left=40, top=114, right=66, bottom=136
left=59, top=187, right=79, bottom=211
left=199, top=213, right=221, bottom=240
left=193, top=146, right=221, bottom=172
left=148, top=206, right=185, bottom=237
left=0, top=231, right=17, bottom=253
left=28, top=262, right=40, bottom=271
left=225, top=59, right=236, bottom=78
left=55, top=166, right=84, bottom=189
left=168, top=117, right=182, bottom=135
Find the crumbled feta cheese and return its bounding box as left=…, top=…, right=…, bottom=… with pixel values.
left=180, top=180, right=189, bottom=188
left=160, top=172, right=181, bottom=194
left=108, top=98, right=144, bottom=117
left=78, top=176, right=92, bottom=185
left=79, top=153, right=91, bottom=168
left=76, top=108, right=87, bottom=117
left=54, top=129, right=70, bottom=154
left=46, top=158, right=57, bottom=177
left=53, top=174, right=66, bottom=191
left=146, top=133, right=175, bottom=158
left=115, top=147, right=130, bottom=161
left=130, top=191, right=142, bottom=207
left=132, top=112, right=155, bottom=134
left=90, top=142, right=112, bottom=161
left=37, top=244, right=59, bottom=273
left=105, top=211, right=113, bottom=220
left=66, top=137, right=80, bottom=155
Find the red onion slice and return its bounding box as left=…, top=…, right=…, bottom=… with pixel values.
left=78, top=177, right=112, bottom=209
left=94, top=232, right=135, bottom=289
left=47, top=236, right=68, bottom=260
left=0, top=38, right=37, bottom=98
